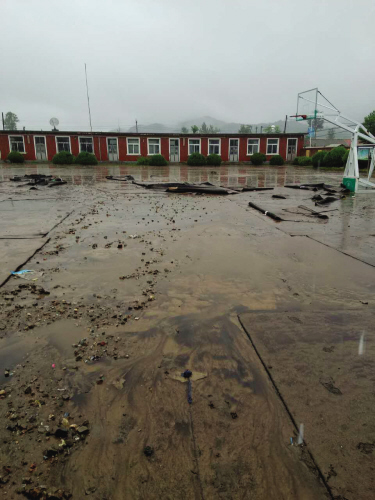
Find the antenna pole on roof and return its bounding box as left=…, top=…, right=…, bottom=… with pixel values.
left=135, top=120, right=138, bottom=133
left=283, top=115, right=288, bottom=133
left=84, top=63, right=93, bottom=132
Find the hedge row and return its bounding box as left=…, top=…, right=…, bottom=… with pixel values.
left=293, top=146, right=350, bottom=168
left=187, top=153, right=222, bottom=166
left=52, top=151, right=98, bottom=165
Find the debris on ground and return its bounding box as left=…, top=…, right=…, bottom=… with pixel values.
left=248, top=202, right=284, bottom=222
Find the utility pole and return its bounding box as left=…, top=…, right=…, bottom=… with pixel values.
left=135, top=120, right=138, bottom=133
left=260, top=126, right=263, bottom=134
left=1, top=112, right=4, bottom=130
left=84, top=63, right=92, bottom=132
left=283, top=114, right=288, bottom=133
left=255, top=126, right=258, bottom=134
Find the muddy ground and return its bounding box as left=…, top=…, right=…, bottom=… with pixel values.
left=0, top=163, right=374, bottom=500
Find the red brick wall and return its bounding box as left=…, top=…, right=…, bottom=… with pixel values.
left=0, top=132, right=306, bottom=163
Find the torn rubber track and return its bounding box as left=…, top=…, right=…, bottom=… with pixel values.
left=238, top=315, right=334, bottom=500
left=248, top=202, right=283, bottom=222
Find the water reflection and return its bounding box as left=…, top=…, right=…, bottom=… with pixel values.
left=0, top=164, right=343, bottom=189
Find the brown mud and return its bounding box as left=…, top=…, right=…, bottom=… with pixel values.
left=0, top=163, right=374, bottom=499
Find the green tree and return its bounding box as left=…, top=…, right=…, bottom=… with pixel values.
left=263, top=125, right=281, bottom=133
left=4, top=112, right=19, bottom=130
left=363, top=110, right=375, bottom=136
left=327, top=128, right=335, bottom=140
left=307, top=117, right=324, bottom=132
left=200, top=122, right=208, bottom=133
left=181, top=126, right=188, bottom=133
left=238, top=124, right=252, bottom=134
left=207, top=124, right=220, bottom=133
left=191, top=125, right=199, bottom=134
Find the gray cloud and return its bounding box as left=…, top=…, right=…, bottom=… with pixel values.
left=2, top=0, right=375, bottom=131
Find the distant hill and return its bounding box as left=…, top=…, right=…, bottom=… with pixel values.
left=113, top=115, right=350, bottom=137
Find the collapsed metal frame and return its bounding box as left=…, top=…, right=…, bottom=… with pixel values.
left=295, top=88, right=375, bottom=192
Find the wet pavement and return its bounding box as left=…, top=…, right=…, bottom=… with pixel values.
left=0, top=163, right=374, bottom=499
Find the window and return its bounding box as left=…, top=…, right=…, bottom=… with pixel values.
left=208, top=139, right=220, bottom=155
left=79, top=137, right=93, bottom=153
left=267, top=138, right=279, bottom=155
left=9, top=136, right=25, bottom=153
left=56, top=137, right=71, bottom=153
left=188, top=139, right=200, bottom=154
left=247, top=139, right=259, bottom=155
left=148, top=138, right=160, bottom=155
left=127, top=138, right=140, bottom=155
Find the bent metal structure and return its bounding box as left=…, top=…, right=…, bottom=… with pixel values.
left=294, top=88, right=375, bottom=192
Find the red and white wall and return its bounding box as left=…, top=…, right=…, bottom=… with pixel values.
left=0, top=132, right=305, bottom=163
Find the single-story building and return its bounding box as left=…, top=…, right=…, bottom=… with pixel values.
left=0, top=131, right=305, bottom=163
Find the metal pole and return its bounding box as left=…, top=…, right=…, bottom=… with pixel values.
left=1, top=112, right=4, bottom=130
left=136, top=120, right=138, bottom=133
left=84, top=63, right=92, bottom=132
left=283, top=115, right=287, bottom=133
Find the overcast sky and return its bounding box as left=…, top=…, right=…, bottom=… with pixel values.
left=2, top=0, right=375, bottom=131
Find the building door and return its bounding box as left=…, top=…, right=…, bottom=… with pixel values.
left=35, top=137, right=47, bottom=161
left=287, top=138, right=298, bottom=162
left=107, top=138, right=118, bottom=162
left=170, top=139, right=179, bottom=162
left=229, top=139, right=239, bottom=162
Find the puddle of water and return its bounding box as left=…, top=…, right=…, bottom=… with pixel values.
left=0, top=163, right=344, bottom=188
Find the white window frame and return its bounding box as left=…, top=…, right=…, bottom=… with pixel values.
left=78, top=136, right=94, bottom=153
left=147, top=138, right=161, bottom=156
left=55, top=136, right=71, bottom=153
left=127, top=137, right=141, bottom=155
left=33, top=135, right=47, bottom=157
left=247, top=138, right=260, bottom=156
left=208, top=138, right=221, bottom=155
left=9, top=135, right=25, bottom=153
left=266, top=138, right=279, bottom=155
left=188, top=138, right=201, bottom=154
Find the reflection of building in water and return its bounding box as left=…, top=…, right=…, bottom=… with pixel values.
left=0, top=164, right=343, bottom=188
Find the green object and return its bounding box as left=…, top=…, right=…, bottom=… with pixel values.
left=294, top=156, right=312, bottom=166
left=324, top=146, right=347, bottom=167
left=311, top=151, right=327, bottom=167
left=187, top=153, right=206, bottom=166
left=7, top=151, right=25, bottom=163
left=137, top=156, right=151, bottom=165
left=206, top=154, right=222, bottom=166
left=149, top=154, right=167, bottom=166
left=74, top=152, right=98, bottom=165
left=269, top=154, right=284, bottom=166
left=52, top=151, right=75, bottom=165
left=250, top=153, right=266, bottom=165
left=342, top=177, right=357, bottom=192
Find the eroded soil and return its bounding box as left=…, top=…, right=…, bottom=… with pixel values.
left=0, top=163, right=374, bottom=499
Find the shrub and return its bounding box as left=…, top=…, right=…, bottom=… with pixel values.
left=52, top=151, right=75, bottom=165
left=324, top=146, right=348, bottom=168
left=74, top=152, right=98, bottom=165
left=137, top=156, right=151, bottom=165
left=187, top=153, right=206, bottom=166
left=311, top=151, right=327, bottom=167
left=342, top=149, right=349, bottom=165
left=250, top=152, right=266, bottom=165
left=269, top=154, right=284, bottom=166
left=297, top=156, right=312, bottom=166
left=149, top=154, right=167, bottom=166
left=206, top=154, right=222, bottom=166
left=7, top=151, right=25, bottom=163
left=292, top=157, right=300, bottom=165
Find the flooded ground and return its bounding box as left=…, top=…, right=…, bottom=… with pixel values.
left=0, top=163, right=374, bottom=499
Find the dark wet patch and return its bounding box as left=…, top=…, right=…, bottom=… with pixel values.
left=320, top=376, right=342, bottom=395
left=174, top=420, right=190, bottom=437
left=357, top=442, right=375, bottom=454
